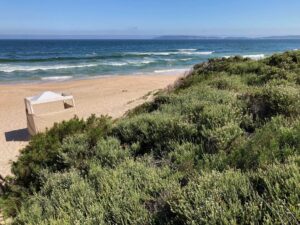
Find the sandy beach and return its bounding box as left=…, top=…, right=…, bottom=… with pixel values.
left=0, top=74, right=180, bottom=177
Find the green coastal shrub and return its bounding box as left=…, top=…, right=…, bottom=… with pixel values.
left=167, top=159, right=300, bottom=225
left=266, top=51, right=300, bottom=69
left=0, top=115, right=113, bottom=217
left=248, top=156, right=300, bottom=224
left=167, top=142, right=201, bottom=172
left=59, top=135, right=129, bottom=170
left=230, top=116, right=300, bottom=170
left=184, top=99, right=244, bottom=153
left=10, top=115, right=112, bottom=189
left=126, top=94, right=172, bottom=116
left=113, top=113, right=197, bottom=157
left=245, top=82, right=300, bottom=121
left=11, top=117, right=86, bottom=187
left=14, top=159, right=181, bottom=225
left=167, top=170, right=258, bottom=225
left=14, top=171, right=104, bottom=225
left=207, top=74, right=247, bottom=92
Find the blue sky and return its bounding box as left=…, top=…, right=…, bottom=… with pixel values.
left=0, top=0, right=299, bottom=37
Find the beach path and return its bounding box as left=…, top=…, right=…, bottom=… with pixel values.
left=0, top=74, right=180, bottom=177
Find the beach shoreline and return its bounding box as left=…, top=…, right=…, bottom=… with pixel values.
left=0, top=68, right=190, bottom=85
left=0, top=73, right=181, bottom=177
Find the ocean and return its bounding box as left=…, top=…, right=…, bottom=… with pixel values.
left=0, top=39, right=299, bottom=82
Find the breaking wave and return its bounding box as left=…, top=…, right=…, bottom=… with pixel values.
left=223, top=54, right=265, bottom=60
left=0, top=63, right=99, bottom=73
left=0, top=59, right=159, bottom=73
left=242, top=54, right=265, bottom=60
left=41, top=76, right=73, bottom=81
left=154, top=68, right=189, bottom=74
left=178, top=49, right=197, bottom=52
left=180, top=58, right=193, bottom=61
left=127, top=51, right=214, bottom=56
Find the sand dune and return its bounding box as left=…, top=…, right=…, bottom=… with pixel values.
left=0, top=74, right=180, bottom=177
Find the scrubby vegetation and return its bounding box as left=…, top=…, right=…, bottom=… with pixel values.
left=1, top=51, right=300, bottom=224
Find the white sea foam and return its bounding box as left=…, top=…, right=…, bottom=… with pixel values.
left=180, top=51, right=214, bottom=55
left=130, top=59, right=155, bottom=65
left=104, top=59, right=156, bottom=66
left=128, top=51, right=214, bottom=56
left=164, top=59, right=177, bottom=62
left=41, top=76, right=73, bottom=81
left=102, top=62, right=128, bottom=66
left=242, top=54, right=265, bottom=60
left=154, top=68, right=189, bottom=74
left=223, top=54, right=265, bottom=60
left=180, top=58, right=193, bottom=61
left=85, top=52, right=97, bottom=56
left=142, top=59, right=155, bottom=63
left=129, top=52, right=172, bottom=56
left=0, top=59, right=158, bottom=73
left=96, top=59, right=156, bottom=67
left=0, top=63, right=98, bottom=73
left=178, top=48, right=197, bottom=52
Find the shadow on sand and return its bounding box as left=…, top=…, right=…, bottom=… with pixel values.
left=4, top=128, right=30, bottom=142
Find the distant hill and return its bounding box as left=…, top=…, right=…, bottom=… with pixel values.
left=154, top=35, right=300, bottom=40
left=1, top=34, right=300, bottom=40
left=260, top=35, right=300, bottom=39
left=154, top=35, right=246, bottom=40
left=153, top=35, right=236, bottom=40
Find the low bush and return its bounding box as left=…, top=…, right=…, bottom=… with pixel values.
left=167, top=142, right=201, bottom=172
left=245, top=83, right=300, bottom=123
left=167, top=159, right=300, bottom=225
left=14, top=171, right=104, bottom=225
left=230, top=116, right=300, bottom=170
left=58, top=135, right=129, bottom=170
left=11, top=115, right=112, bottom=189
left=266, top=51, right=300, bottom=69
left=14, top=159, right=181, bottom=225
left=113, top=113, right=197, bottom=157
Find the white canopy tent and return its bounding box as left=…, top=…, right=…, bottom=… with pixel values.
left=24, top=91, right=76, bottom=135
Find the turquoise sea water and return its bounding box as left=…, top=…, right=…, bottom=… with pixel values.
left=0, top=39, right=299, bottom=82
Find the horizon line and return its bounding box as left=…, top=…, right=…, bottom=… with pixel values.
left=1, top=34, right=300, bottom=40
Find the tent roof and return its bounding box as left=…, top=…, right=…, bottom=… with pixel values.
left=25, top=91, right=73, bottom=105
